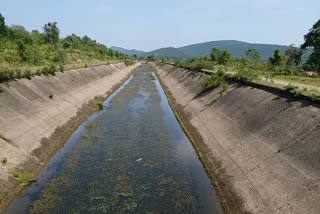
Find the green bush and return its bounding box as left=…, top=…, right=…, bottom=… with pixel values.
left=0, top=68, right=16, bottom=82
left=204, top=69, right=226, bottom=88
left=48, top=64, right=57, bottom=75
left=124, top=59, right=134, bottom=66
left=35, top=69, right=42, bottom=76
left=42, top=66, right=49, bottom=76
left=59, top=64, right=64, bottom=72
left=284, top=84, right=301, bottom=97
left=232, top=66, right=258, bottom=83
left=14, top=172, right=37, bottom=185
left=23, top=69, right=32, bottom=79
left=41, top=64, right=57, bottom=76
left=14, top=68, right=22, bottom=79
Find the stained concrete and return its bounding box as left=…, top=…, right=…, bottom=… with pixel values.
left=0, top=62, right=140, bottom=209
left=155, top=63, right=320, bottom=214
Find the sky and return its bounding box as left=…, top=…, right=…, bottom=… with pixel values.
left=1, top=0, right=320, bottom=51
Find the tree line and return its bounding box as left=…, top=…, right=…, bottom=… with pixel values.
left=0, top=13, right=128, bottom=67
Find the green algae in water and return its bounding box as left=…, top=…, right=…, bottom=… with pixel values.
left=7, top=65, right=221, bottom=214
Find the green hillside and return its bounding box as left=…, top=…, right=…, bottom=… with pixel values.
left=141, top=47, right=189, bottom=60
left=178, top=40, right=289, bottom=60
left=112, top=40, right=292, bottom=60
left=110, top=46, right=145, bottom=56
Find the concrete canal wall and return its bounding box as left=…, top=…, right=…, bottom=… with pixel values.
left=0, top=62, right=140, bottom=209
left=155, top=63, right=320, bottom=214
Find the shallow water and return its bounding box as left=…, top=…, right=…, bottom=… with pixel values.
left=5, top=64, right=222, bottom=214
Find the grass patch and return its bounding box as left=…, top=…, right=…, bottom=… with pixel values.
left=275, top=75, right=320, bottom=87
left=14, top=172, right=37, bottom=185
left=0, top=60, right=122, bottom=83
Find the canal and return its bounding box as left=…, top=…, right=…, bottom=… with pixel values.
left=5, top=64, right=222, bottom=214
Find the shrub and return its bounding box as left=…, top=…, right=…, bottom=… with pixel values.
left=59, top=64, right=64, bottom=72
left=24, top=69, right=32, bottom=79
left=232, top=67, right=258, bottom=83
left=35, top=69, right=42, bottom=76
left=42, top=66, right=50, bottom=76
left=48, top=64, right=57, bottom=75
left=0, top=68, right=12, bottom=82
left=284, top=83, right=298, bottom=92
left=14, top=172, right=37, bottom=185
left=284, top=84, right=301, bottom=97
left=14, top=68, right=22, bottom=79
left=204, top=68, right=226, bottom=88
left=124, top=60, right=134, bottom=66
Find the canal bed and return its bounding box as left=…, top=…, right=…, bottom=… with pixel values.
left=5, top=64, right=222, bottom=214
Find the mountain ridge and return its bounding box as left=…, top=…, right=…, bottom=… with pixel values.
left=111, top=40, right=292, bottom=60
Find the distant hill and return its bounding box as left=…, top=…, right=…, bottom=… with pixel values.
left=141, top=47, right=190, bottom=60
left=110, top=47, right=145, bottom=56
left=178, top=40, right=289, bottom=60
left=112, top=40, right=298, bottom=61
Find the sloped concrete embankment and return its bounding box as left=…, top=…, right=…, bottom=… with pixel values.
left=0, top=62, right=140, bottom=208
left=155, top=64, right=320, bottom=214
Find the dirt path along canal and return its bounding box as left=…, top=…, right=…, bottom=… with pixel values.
left=5, top=64, right=222, bottom=214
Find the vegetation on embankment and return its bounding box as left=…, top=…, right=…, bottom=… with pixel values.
left=152, top=18, right=320, bottom=100
left=0, top=13, right=133, bottom=83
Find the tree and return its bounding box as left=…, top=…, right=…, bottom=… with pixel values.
left=17, top=40, right=27, bottom=61
left=210, top=48, right=232, bottom=65
left=246, top=48, right=260, bottom=61
left=43, top=22, right=60, bottom=47
left=7, top=25, right=31, bottom=44
left=285, top=44, right=303, bottom=66
left=210, top=48, right=220, bottom=62
left=30, top=30, right=44, bottom=45
left=147, top=55, right=155, bottom=61
left=0, top=13, right=6, bottom=36
left=301, top=18, right=320, bottom=71
left=269, top=49, right=282, bottom=66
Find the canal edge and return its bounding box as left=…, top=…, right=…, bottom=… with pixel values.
left=0, top=65, right=139, bottom=211
left=153, top=64, right=250, bottom=214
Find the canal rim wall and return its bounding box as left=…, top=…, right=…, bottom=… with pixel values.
left=0, top=62, right=141, bottom=210
left=155, top=63, right=320, bottom=214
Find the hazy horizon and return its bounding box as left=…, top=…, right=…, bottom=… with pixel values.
left=2, top=0, right=320, bottom=51
left=110, top=39, right=292, bottom=52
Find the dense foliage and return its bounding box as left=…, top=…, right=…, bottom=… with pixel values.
left=301, top=18, right=320, bottom=71
left=0, top=13, right=127, bottom=69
